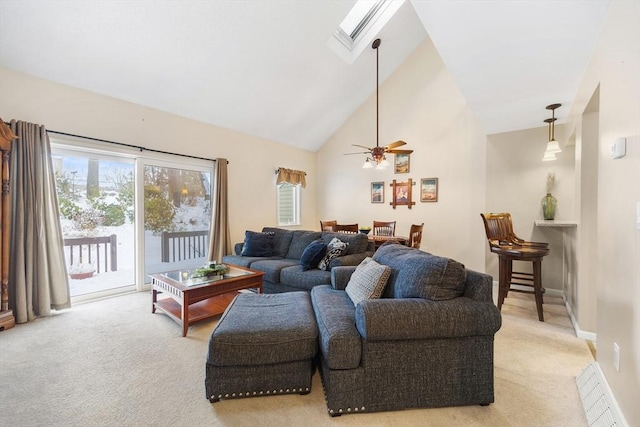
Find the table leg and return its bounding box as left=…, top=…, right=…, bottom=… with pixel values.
left=181, top=294, right=189, bottom=337
left=152, top=288, right=157, bottom=313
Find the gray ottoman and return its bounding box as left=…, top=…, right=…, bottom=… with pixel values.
left=205, top=292, right=318, bottom=403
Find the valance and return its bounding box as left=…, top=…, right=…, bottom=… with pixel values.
left=276, top=168, right=306, bottom=188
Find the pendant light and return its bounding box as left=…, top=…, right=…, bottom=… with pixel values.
left=542, top=103, right=561, bottom=161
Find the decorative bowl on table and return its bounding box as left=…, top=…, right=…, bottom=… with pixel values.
left=359, top=227, right=371, bottom=235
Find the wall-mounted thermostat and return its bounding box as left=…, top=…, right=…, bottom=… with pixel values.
left=611, top=137, right=626, bottom=159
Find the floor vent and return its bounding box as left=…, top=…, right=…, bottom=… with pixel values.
left=576, top=362, right=626, bottom=427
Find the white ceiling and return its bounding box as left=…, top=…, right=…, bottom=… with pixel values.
left=0, top=0, right=611, bottom=151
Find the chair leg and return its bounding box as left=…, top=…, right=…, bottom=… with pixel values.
left=497, top=257, right=508, bottom=310
left=532, top=260, right=544, bottom=322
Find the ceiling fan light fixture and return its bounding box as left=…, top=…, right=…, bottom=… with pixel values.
left=375, top=156, right=390, bottom=170
left=362, top=158, right=374, bottom=169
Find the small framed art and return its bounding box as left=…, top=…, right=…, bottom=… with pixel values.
left=371, top=181, right=384, bottom=203
left=420, top=178, right=438, bottom=202
left=394, top=153, right=410, bottom=173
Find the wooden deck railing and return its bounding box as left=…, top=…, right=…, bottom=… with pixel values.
left=63, top=234, right=117, bottom=273
left=161, top=230, right=209, bottom=263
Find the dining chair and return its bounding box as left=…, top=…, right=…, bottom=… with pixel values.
left=320, top=220, right=337, bottom=231
left=373, top=220, right=396, bottom=236
left=334, top=223, right=359, bottom=234
left=408, top=223, right=424, bottom=248
left=480, top=213, right=549, bottom=321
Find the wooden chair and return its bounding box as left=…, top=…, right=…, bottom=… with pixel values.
left=373, top=220, right=396, bottom=236
left=408, top=223, right=424, bottom=248
left=320, top=220, right=337, bottom=232
left=480, top=213, right=549, bottom=321
left=334, top=223, right=359, bottom=234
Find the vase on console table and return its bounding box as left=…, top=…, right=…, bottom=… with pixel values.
left=541, top=193, right=557, bottom=220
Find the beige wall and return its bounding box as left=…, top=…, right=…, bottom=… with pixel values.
left=0, top=67, right=318, bottom=245
left=564, top=1, right=640, bottom=424
left=486, top=125, right=576, bottom=294
left=317, top=37, right=487, bottom=272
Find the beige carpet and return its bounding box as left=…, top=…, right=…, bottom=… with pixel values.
left=0, top=288, right=592, bottom=427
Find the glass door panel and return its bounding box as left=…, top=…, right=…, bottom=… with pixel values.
left=143, top=164, right=212, bottom=281
left=52, top=152, right=135, bottom=297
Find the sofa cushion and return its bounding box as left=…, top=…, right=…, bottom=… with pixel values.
left=345, top=257, right=391, bottom=306
left=250, top=258, right=300, bottom=284
left=373, top=243, right=467, bottom=300
left=222, top=254, right=280, bottom=268
left=262, top=227, right=294, bottom=258
left=321, top=232, right=368, bottom=255
left=280, top=265, right=332, bottom=291
left=241, top=230, right=274, bottom=257
left=207, top=292, right=317, bottom=366
left=300, top=239, right=327, bottom=271
left=310, top=285, right=362, bottom=370
left=285, top=230, right=323, bottom=259
left=318, top=237, right=347, bottom=271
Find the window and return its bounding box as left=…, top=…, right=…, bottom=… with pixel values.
left=327, top=0, right=403, bottom=64
left=277, top=182, right=301, bottom=226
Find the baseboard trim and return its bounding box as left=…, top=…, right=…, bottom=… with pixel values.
left=564, top=295, right=597, bottom=341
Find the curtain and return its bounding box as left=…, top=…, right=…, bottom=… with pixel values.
left=276, top=167, right=306, bottom=188
left=9, top=120, right=70, bottom=323
left=208, top=158, right=231, bottom=263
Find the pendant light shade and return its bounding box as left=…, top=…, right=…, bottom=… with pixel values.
left=542, top=103, right=562, bottom=161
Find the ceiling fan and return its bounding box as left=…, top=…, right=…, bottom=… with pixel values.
left=345, top=38, right=413, bottom=169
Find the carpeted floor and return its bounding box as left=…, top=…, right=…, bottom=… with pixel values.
left=0, top=287, right=592, bottom=427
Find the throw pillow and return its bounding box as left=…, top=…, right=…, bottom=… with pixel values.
left=318, top=237, right=347, bottom=271
left=241, top=231, right=274, bottom=257
left=300, top=239, right=327, bottom=271
left=345, top=257, right=391, bottom=306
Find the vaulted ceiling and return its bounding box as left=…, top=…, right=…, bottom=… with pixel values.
left=0, top=0, right=611, bottom=151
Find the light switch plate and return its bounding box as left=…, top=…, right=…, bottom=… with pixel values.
left=611, top=137, right=626, bottom=159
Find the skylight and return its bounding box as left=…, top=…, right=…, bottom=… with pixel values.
left=339, top=0, right=386, bottom=42
left=328, top=0, right=404, bottom=64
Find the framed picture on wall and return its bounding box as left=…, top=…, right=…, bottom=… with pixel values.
left=420, top=178, right=438, bottom=202
left=394, top=153, right=410, bottom=173
left=371, top=181, right=384, bottom=203
left=393, top=181, right=410, bottom=205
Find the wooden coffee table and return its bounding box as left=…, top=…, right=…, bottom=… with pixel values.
left=150, top=264, right=264, bottom=337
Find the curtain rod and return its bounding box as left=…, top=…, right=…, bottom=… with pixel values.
left=46, top=128, right=226, bottom=164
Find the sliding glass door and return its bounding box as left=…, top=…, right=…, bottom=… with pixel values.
left=51, top=137, right=214, bottom=300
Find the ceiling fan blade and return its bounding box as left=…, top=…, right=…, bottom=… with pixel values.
left=352, top=144, right=374, bottom=151
left=385, top=140, right=406, bottom=149
left=386, top=149, right=413, bottom=154
left=343, top=152, right=369, bottom=155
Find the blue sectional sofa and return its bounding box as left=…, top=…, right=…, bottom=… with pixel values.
left=222, top=227, right=371, bottom=293
left=310, top=243, right=502, bottom=416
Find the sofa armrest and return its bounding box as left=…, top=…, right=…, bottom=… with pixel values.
left=329, top=252, right=368, bottom=269
left=233, top=242, right=243, bottom=255
left=355, top=298, right=501, bottom=341
left=330, top=266, right=357, bottom=290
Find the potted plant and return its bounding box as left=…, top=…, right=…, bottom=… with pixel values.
left=359, top=226, right=372, bottom=235
left=191, top=264, right=228, bottom=279
left=68, top=262, right=95, bottom=280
